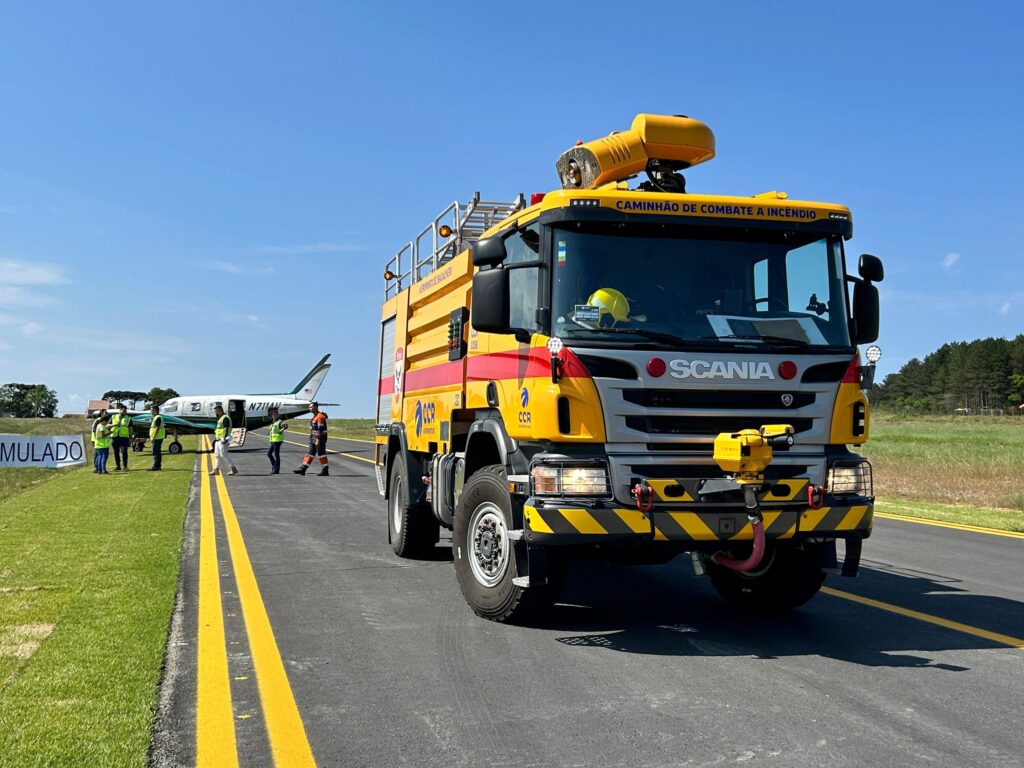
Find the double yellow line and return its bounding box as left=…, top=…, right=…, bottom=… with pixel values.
left=196, top=437, right=318, bottom=767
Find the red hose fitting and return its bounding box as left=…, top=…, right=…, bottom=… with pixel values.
left=711, top=516, right=766, bottom=572
left=631, top=483, right=654, bottom=513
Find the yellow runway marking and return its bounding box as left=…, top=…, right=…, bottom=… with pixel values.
left=196, top=442, right=239, bottom=767
left=214, top=464, right=318, bottom=766
left=875, top=510, right=1024, bottom=539
left=822, top=587, right=1024, bottom=650
left=326, top=434, right=375, bottom=444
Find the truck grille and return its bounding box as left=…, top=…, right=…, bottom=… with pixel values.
left=625, top=415, right=815, bottom=436
left=623, top=389, right=815, bottom=410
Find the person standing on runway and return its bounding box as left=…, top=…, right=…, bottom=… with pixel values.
left=149, top=403, right=165, bottom=471
left=110, top=403, right=132, bottom=471
left=210, top=404, right=238, bottom=476
left=266, top=407, right=287, bottom=474
left=293, top=401, right=328, bottom=476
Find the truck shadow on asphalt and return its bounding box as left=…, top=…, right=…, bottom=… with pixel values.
left=546, top=557, right=1022, bottom=669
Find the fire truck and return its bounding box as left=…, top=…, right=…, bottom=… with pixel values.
left=375, top=114, right=883, bottom=623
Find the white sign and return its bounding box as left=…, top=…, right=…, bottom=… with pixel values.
left=0, top=434, right=87, bottom=468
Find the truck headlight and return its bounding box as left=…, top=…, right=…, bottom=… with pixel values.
left=530, top=463, right=610, bottom=497
left=828, top=460, right=873, bottom=496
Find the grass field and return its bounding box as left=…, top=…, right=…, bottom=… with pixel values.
left=0, top=418, right=93, bottom=503
left=862, top=413, right=1024, bottom=531
left=0, top=425, right=195, bottom=767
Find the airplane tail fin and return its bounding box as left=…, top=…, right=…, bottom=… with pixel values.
left=291, top=354, right=332, bottom=399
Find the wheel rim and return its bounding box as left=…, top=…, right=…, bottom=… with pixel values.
left=467, top=501, right=510, bottom=588
left=391, top=476, right=403, bottom=536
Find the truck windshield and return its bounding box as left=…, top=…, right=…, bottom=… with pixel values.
left=550, top=225, right=852, bottom=350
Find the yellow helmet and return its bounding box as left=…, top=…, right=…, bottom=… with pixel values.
left=587, top=288, right=631, bottom=326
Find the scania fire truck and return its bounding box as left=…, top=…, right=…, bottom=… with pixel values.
left=375, top=114, right=883, bottom=623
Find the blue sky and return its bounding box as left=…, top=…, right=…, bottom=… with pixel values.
left=1, top=2, right=1021, bottom=415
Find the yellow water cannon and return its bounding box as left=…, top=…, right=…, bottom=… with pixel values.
left=712, top=424, right=795, bottom=486
left=555, top=113, right=716, bottom=190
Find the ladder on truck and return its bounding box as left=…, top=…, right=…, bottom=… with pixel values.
left=384, top=192, right=525, bottom=298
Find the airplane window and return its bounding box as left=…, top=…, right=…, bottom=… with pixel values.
left=190, top=402, right=202, bottom=413
left=162, top=402, right=178, bottom=414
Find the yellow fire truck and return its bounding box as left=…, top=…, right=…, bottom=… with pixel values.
left=375, top=114, right=883, bottom=622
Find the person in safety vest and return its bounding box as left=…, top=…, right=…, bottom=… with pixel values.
left=210, top=404, right=238, bottom=477
left=94, top=414, right=112, bottom=475
left=91, top=408, right=108, bottom=473
left=293, top=401, right=328, bottom=476
left=149, top=404, right=166, bottom=471
left=266, top=407, right=287, bottom=474
left=110, top=403, right=132, bottom=471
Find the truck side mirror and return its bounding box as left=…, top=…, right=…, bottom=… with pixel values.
left=859, top=254, right=884, bottom=282
left=471, top=267, right=511, bottom=333
left=852, top=281, right=879, bottom=344
left=472, top=237, right=507, bottom=268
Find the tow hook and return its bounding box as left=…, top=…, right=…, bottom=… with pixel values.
left=807, top=484, right=824, bottom=509
left=631, top=481, right=653, bottom=513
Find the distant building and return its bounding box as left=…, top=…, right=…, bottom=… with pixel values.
left=86, top=399, right=111, bottom=416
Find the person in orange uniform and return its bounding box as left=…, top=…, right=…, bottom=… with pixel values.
left=293, top=401, right=328, bottom=476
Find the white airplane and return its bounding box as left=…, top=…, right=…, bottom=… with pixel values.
left=129, top=354, right=333, bottom=454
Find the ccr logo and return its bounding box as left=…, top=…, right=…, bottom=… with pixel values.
left=520, top=387, right=529, bottom=407
left=415, top=400, right=436, bottom=437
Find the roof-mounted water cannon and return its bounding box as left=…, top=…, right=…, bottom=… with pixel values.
left=555, top=113, right=716, bottom=192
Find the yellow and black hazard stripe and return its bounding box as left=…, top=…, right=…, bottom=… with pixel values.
left=642, top=478, right=809, bottom=504
left=525, top=502, right=872, bottom=543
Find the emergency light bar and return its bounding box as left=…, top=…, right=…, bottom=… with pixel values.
left=555, top=113, right=716, bottom=190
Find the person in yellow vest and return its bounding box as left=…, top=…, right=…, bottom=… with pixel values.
left=149, top=404, right=166, bottom=471
left=210, top=404, right=238, bottom=476
left=110, top=403, right=132, bottom=471
left=94, top=414, right=113, bottom=475
left=266, top=407, right=287, bottom=474
left=91, top=407, right=108, bottom=473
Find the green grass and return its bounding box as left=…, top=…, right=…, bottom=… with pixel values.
left=0, top=435, right=196, bottom=767
left=326, top=417, right=374, bottom=440
left=0, top=419, right=94, bottom=503
left=876, top=498, right=1024, bottom=533
left=862, top=413, right=1024, bottom=531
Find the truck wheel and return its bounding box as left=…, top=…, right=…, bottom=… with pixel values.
left=453, top=465, right=562, bottom=623
left=388, top=459, right=439, bottom=558
left=168, top=442, right=182, bottom=455
left=706, top=542, right=825, bottom=613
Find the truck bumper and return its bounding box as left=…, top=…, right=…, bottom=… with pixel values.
left=523, top=497, right=873, bottom=546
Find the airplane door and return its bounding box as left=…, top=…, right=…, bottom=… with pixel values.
left=228, top=399, right=247, bottom=429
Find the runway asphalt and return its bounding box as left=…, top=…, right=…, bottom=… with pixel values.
left=150, top=432, right=1024, bottom=768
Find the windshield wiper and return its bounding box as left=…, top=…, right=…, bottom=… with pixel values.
left=572, top=327, right=694, bottom=347
left=700, top=333, right=812, bottom=349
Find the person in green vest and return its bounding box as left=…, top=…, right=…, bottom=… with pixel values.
left=266, top=407, right=287, bottom=474
left=94, top=414, right=112, bottom=475
left=110, top=403, right=132, bottom=471
left=149, top=403, right=166, bottom=471
left=210, top=404, right=238, bottom=477
left=90, top=407, right=108, bottom=473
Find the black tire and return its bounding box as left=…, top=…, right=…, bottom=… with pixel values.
left=388, top=458, right=439, bottom=558
left=168, top=442, right=183, bottom=455
left=706, top=542, right=825, bottom=613
left=453, top=465, right=562, bottom=623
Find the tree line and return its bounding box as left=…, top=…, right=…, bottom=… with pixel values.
left=872, top=335, right=1024, bottom=414
left=0, top=384, right=180, bottom=419
left=102, top=388, right=179, bottom=408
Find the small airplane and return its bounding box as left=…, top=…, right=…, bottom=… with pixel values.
left=128, top=354, right=333, bottom=454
